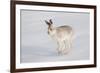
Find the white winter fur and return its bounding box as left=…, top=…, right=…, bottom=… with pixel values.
left=45, top=19, right=73, bottom=55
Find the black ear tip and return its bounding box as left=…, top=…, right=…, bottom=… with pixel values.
left=49, top=19, right=53, bottom=24
left=50, top=19, right=52, bottom=21
left=45, top=20, right=48, bottom=23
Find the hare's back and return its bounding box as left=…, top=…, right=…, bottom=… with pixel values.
left=56, top=25, right=72, bottom=33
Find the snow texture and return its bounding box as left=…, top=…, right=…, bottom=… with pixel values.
left=20, top=10, right=90, bottom=63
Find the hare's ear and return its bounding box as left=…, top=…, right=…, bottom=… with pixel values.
left=45, top=20, right=50, bottom=25
left=49, top=19, right=53, bottom=24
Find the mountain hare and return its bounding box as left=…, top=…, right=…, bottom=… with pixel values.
left=45, top=19, right=73, bottom=55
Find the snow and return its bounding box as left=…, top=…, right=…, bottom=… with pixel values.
left=20, top=10, right=90, bottom=63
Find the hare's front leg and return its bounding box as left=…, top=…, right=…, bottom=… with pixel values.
left=60, top=40, right=66, bottom=54
left=57, top=40, right=64, bottom=55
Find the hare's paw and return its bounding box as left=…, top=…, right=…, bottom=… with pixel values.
left=62, top=49, right=70, bottom=55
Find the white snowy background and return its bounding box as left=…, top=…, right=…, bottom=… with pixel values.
left=20, top=9, right=90, bottom=63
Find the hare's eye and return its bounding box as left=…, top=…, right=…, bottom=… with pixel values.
left=50, top=28, right=52, bottom=31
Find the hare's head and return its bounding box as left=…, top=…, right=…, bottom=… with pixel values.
left=45, top=19, right=54, bottom=31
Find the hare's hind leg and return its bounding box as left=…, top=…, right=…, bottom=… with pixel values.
left=66, top=38, right=72, bottom=53
left=62, top=39, right=72, bottom=54
left=57, top=40, right=67, bottom=55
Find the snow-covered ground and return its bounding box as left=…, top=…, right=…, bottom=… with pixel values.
left=20, top=10, right=90, bottom=63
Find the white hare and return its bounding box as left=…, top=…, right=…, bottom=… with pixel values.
left=45, top=19, right=73, bottom=55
